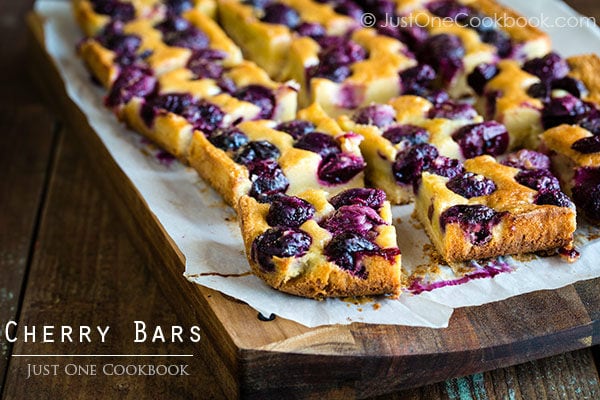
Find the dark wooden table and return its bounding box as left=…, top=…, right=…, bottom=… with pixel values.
left=2, top=1, right=600, bottom=398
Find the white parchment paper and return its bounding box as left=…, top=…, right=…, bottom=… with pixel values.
left=35, top=0, right=600, bottom=328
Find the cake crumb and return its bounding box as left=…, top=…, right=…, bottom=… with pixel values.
left=410, top=212, right=424, bottom=230
left=511, top=252, right=537, bottom=262
left=423, top=243, right=445, bottom=265
left=342, top=296, right=375, bottom=305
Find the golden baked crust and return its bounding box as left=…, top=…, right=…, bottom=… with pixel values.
left=541, top=124, right=600, bottom=223
left=187, top=103, right=364, bottom=207
left=119, top=61, right=297, bottom=161
left=428, top=204, right=575, bottom=262
left=72, top=0, right=217, bottom=37
left=75, top=5, right=299, bottom=161
left=189, top=131, right=252, bottom=206
left=218, top=1, right=416, bottom=112
left=237, top=191, right=402, bottom=299
left=281, top=0, right=357, bottom=34
left=477, top=55, right=600, bottom=151
left=406, top=9, right=495, bottom=97
left=72, top=0, right=111, bottom=37
left=217, top=0, right=356, bottom=78
left=337, top=95, right=481, bottom=204
left=468, top=0, right=550, bottom=58
left=543, top=125, right=600, bottom=168
left=121, top=13, right=194, bottom=74
left=77, top=9, right=243, bottom=87
left=395, top=0, right=550, bottom=56
left=476, top=60, right=543, bottom=150
left=217, top=0, right=292, bottom=78
left=289, top=28, right=416, bottom=114
left=122, top=97, right=196, bottom=159
left=288, top=103, right=365, bottom=195
left=392, top=0, right=550, bottom=97
left=69, top=0, right=587, bottom=299
left=567, top=54, right=600, bottom=105
left=415, top=155, right=576, bottom=262
left=541, top=124, right=600, bottom=197
left=78, top=40, right=119, bottom=89
left=393, top=0, right=431, bottom=14
left=121, top=94, right=260, bottom=161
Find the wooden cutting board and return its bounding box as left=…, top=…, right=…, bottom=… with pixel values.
left=26, top=12, right=600, bottom=400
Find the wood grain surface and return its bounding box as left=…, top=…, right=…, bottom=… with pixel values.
left=2, top=128, right=226, bottom=399
left=0, top=0, right=56, bottom=392
left=0, top=105, right=56, bottom=391
left=1, top=1, right=599, bottom=399
left=565, top=0, right=600, bottom=22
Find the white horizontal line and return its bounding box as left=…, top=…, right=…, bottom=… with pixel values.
left=12, top=355, right=194, bottom=357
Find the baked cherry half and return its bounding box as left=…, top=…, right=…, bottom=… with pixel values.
left=209, top=127, right=249, bottom=152
left=392, top=143, right=439, bottom=185
left=181, top=100, right=226, bottom=133
left=399, top=64, right=436, bottom=97
left=266, top=196, right=315, bottom=228
left=515, top=169, right=561, bottom=192
left=92, top=0, right=135, bottom=21
left=329, top=188, right=386, bottom=210
left=571, top=135, right=600, bottom=154
left=308, top=36, right=367, bottom=83
left=535, top=191, right=573, bottom=208
left=523, top=52, right=569, bottom=86
left=247, top=160, right=289, bottom=203
left=572, top=167, right=600, bottom=222
left=320, top=205, right=385, bottom=237
left=382, top=125, right=429, bottom=148
left=318, top=153, right=365, bottom=185
left=352, top=104, right=396, bottom=128
left=96, top=23, right=141, bottom=61
left=417, top=34, right=465, bottom=86
left=467, top=63, right=499, bottom=95
left=139, top=93, right=225, bottom=133
left=294, top=132, right=341, bottom=157
left=452, top=121, right=509, bottom=159
left=106, top=66, right=157, bottom=107
left=234, top=141, right=281, bottom=165
left=252, top=227, right=312, bottom=272
left=324, top=232, right=379, bottom=278
left=155, top=16, right=210, bottom=51
left=427, top=0, right=470, bottom=19
left=440, top=204, right=505, bottom=245
left=233, top=85, right=276, bottom=119
left=165, top=0, right=194, bottom=14
left=541, top=95, right=588, bottom=129
left=446, top=172, right=497, bottom=199
left=428, top=101, right=478, bottom=120
left=501, top=150, right=551, bottom=170
left=261, top=3, right=301, bottom=29
left=276, top=120, right=316, bottom=139
left=186, top=49, right=227, bottom=80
